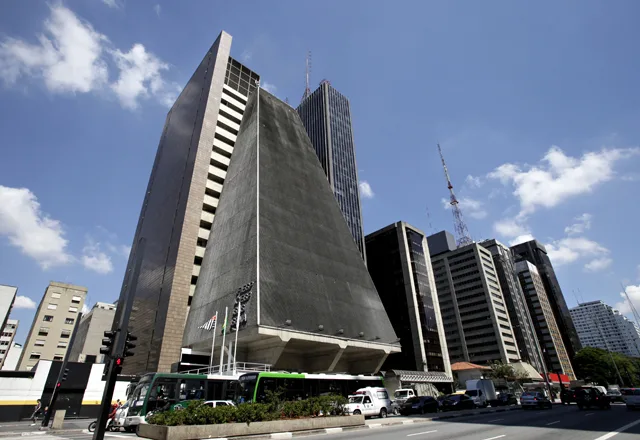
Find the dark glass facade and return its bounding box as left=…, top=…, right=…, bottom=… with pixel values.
left=297, top=83, right=365, bottom=260
left=224, top=57, right=259, bottom=98
left=511, top=240, right=582, bottom=359
left=366, top=222, right=449, bottom=373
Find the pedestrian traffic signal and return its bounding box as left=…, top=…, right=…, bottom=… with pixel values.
left=100, top=330, right=116, bottom=356
left=61, top=368, right=69, bottom=382
left=124, top=331, right=137, bottom=357
left=56, top=382, right=61, bottom=388
left=114, top=356, right=124, bottom=374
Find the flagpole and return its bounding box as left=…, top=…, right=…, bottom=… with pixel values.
left=233, top=300, right=240, bottom=374
left=219, top=307, right=228, bottom=373
left=209, top=311, right=218, bottom=373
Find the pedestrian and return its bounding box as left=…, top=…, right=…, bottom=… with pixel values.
left=30, top=399, right=42, bottom=425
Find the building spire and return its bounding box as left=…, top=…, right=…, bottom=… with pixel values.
left=301, top=51, right=311, bottom=103
left=438, top=144, right=473, bottom=247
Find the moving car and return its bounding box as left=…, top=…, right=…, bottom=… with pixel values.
left=520, top=391, right=552, bottom=409
left=203, top=400, right=236, bottom=408
left=440, top=394, right=475, bottom=411
left=575, top=387, right=611, bottom=410
left=561, top=388, right=577, bottom=405
left=400, top=396, right=439, bottom=415
left=346, top=387, right=392, bottom=418
left=494, top=393, right=518, bottom=406
left=621, top=388, right=640, bottom=410
left=465, top=379, right=497, bottom=407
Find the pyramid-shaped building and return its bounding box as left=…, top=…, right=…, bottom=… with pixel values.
left=183, top=89, right=400, bottom=373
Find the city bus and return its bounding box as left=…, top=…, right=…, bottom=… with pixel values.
left=235, top=372, right=385, bottom=403
left=123, top=372, right=239, bottom=428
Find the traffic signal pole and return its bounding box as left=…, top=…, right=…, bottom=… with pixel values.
left=93, top=238, right=145, bottom=440
left=41, top=311, right=82, bottom=428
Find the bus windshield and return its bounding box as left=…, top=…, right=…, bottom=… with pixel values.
left=236, top=374, right=258, bottom=403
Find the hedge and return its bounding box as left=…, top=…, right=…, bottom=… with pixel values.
left=147, top=395, right=349, bottom=426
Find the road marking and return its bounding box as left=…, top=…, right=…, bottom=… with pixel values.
left=271, top=433, right=292, bottom=439
left=105, top=435, right=132, bottom=438
left=325, top=428, right=342, bottom=434
left=585, top=413, right=595, bottom=416
left=368, top=424, right=383, bottom=429
left=482, top=436, right=506, bottom=440
left=593, top=418, right=640, bottom=440
left=546, top=421, right=561, bottom=426
left=407, top=430, right=438, bottom=437
left=488, top=418, right=504, bottom=422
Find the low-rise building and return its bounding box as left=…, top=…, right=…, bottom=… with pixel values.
left=68, top=302, right=117, bottom=363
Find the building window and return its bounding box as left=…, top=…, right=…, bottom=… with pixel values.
left=34, top=339, right=46, bottom=347
left=65, top=318, right=75, bottom=325
left=60, top=330, right=71, bottom=339
left=48, top=303, right=58, bottom=310
left=43, top=315, right=54, bottom=322
left=57, top=342, right=67, bottom=349
left=72, top=296, right=82, bottom=304
left=51, top=293, right=61, bottom=299
left=29, top=353, right=41, bottom=360
left=53, top=355, right=63, bottom=361
left=69, top=306, right=78, bottom=313
left=38, top=327, right=49, bottom=336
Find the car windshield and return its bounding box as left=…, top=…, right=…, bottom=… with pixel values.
left=395, top=390, right=410, bottom=398
left=406, top=397, right=420, bottom=404
left=447, top=395, right=461, bottom=401
left=521, top=392, right=537, bottom=397
left=349, top=396, right=363, bottom=404
left=465, top=390, right=478, bottom=396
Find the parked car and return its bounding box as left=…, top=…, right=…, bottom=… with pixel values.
left=621, top=388, right=640, bottom=410
left=494, top=393, right=518, bottom=406
left=561, top=388, right=577, bottom=405
left=607, top=386, right=623, bottom=402
left=400, top=396, right=439, bottom=415
left=440, top=394, right=475, bottom=411
left=203, top=400, right=236, bottom=408
left=345, top=387, right=391, bottom=418
left=520, top=391, right=552, bottom=409
left=575, top=387, right=611, bottom=410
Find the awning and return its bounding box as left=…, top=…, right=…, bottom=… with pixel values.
left=386, top=369, right=453, bottom=383
left=510, top=361, right=543, bottom=380
left=546, top=373, right=570, bottom=384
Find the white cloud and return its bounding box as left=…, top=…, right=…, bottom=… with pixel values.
left=509, top=234, right=535, bottom=246
left=153, top=4, right=161, bottom=16
left=0, top=4, right=108, bottom=93
left=102, top=0, right=121, bottom=8
left=107, top=242, right=131, bottom=258
left=261, top=82, right=277, bottom=94
left=0, top=185, right=72, bottom=269
left=465, top=175, right=484, bottom=188
left=565, top=213, right=592, bottom=235
left=0, top=4, right=178, bottom=109
left=13, top=295, right=36, bottom=309
left=546, top=236, right=610, bottom=266
left=488, top=146, right=640, bottom=217
left=494, top=217, right=530, bottom=238
left=359, top=181, right=374, bottom=199
left=241, top=50, right=252, bottom=62
left=81, top=238, right=113, bottom=274
left=615, top=285, right=640, bottom=317
left=584, top=257, right=613, bottom=272
left=441, top=197, right=487, bottom=219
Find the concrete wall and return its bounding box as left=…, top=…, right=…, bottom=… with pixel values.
left=69, top=304, right=115, bottom=363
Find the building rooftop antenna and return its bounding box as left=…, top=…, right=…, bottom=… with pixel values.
left=438, top=143, right=473, bottom=247
left=621, top=281, right=640, bottom=329
left=301, top=51, right=312, bottom=103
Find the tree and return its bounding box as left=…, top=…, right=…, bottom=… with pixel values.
left=488, top=361, right=516, bottom=380
left=573, top=347, right=639, bottom=387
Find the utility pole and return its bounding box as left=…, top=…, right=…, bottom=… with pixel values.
left=92, top=238, right=145, bottom=440
left=41, top=312, right=82, bottom=428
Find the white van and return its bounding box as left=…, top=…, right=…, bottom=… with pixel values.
left=345, top=387, right=392, bottom=418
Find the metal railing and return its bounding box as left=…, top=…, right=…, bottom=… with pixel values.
left=182, top=362, right=271, bottom=376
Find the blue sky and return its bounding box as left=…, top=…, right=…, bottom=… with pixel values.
left=1, top=0, right=639, bottom=345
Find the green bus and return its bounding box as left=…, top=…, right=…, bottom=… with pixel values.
left=123, top=372, right=239, bottom=428
left=236, top=372, right=385, bottom=403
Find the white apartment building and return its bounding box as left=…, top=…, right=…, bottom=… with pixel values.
left=0, top=319, right=18, bottom=369
left=570, top=300, right=640, bottom=357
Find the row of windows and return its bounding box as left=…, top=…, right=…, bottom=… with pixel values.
left=43, top=315, right=75, bottom=325
left=47, top=303, right=80, bottom=313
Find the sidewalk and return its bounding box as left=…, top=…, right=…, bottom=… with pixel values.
left=0, top=420, right=91, bottom=437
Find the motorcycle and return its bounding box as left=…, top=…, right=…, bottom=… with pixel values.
left=87, top=418, right=117, bottom=433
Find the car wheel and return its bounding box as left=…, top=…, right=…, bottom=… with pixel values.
left=379, top=408, right=387, bottom=418
left=353, top=410, right=361, bottom=415
left=393, top=407, right=399, bottom=415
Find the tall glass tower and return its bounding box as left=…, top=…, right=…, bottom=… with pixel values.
left=297, top=82, right=366, bottom=260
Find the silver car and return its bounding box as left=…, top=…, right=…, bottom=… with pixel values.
left=520, top=391, right=552, bottom=409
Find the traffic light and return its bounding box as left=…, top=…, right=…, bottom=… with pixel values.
left=124, top=331, right=137, bottom=357
left=61, top=368, right=69, bottom=382
left=114, top=356, right=124, bottom=374
left=56, top=382, right=61, bottom=388
left=100, top=330, right=116, bottom=356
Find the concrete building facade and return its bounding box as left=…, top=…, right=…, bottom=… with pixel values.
left=428, top=235, right=521, bottom=365
left=516, top=261, right=575, bottom=379
left=0, top=319, right=18, bottom=369
left=182, top=89, right=400, bottom=373
left=297, top=82, right=366, bottom=260
left=0, top=285, right=17, bottom=334
left=365, top=222, right=452, bottom=380
left=69, top=302, right=117, bottom=364
left=511, top=240, right=581, bottom=359
left=481, top=240, right=544, bottom=373
left=112, top=30, right=261, bottom=374
left=17, top=282, right=87, bottom=371
left=570, top=300, right=640, bottom=357
left=1, top=342, right=22, bottom=370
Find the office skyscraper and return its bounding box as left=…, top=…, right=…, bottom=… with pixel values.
left=481, top=240, right=544, bottom=373
left=516, top=261, right=575, bottom=379
left=428, top=233, right=521, bottom=365
left=365, top=222, right=452, bottom=381
left=511, top=240, right=581, bottom=359
left=112, top=31, right=260, bottom=374
left=17, top=282, right=86, bottom=371
left=297, top=82, right=366, bottom=260
left=570, top=301, right=640, bottom=357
